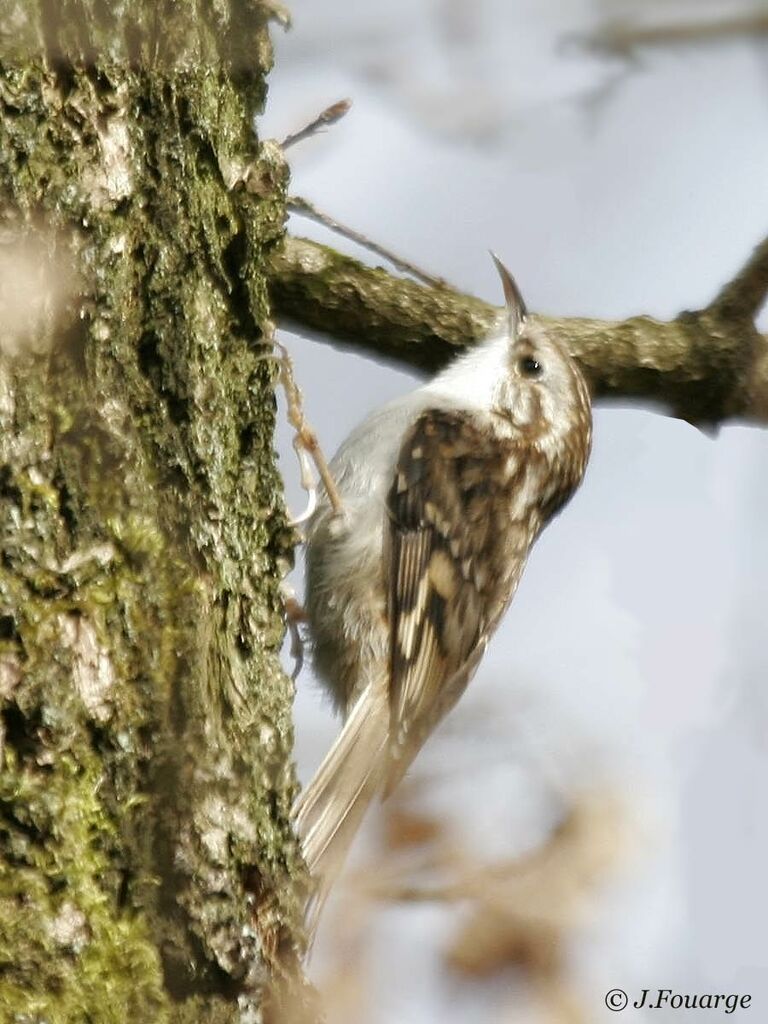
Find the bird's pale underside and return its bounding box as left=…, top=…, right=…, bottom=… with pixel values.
left=293, top=255, right=592, bottom=936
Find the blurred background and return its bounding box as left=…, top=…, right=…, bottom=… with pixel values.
left=261, top=2, right=768, bottom=1020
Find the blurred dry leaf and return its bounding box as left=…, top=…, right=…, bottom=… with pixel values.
left=383, top=805, right=445, bottom=850
left=308, top=788, right=636, bottom=1023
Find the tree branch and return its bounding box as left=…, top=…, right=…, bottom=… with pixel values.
left=267, top=234, right=768, bottom=426
left=581, top=9, right=768, bottom=59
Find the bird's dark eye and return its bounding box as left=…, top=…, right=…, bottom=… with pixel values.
left=518, top=356, right=542, bottom=378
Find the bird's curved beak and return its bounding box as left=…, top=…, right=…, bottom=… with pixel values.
left=489, top=251, right=527, bottom=343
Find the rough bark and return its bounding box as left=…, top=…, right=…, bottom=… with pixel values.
left=0, top=3, right=308, bottom=1022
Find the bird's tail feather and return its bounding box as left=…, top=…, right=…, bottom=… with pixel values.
left=292, top=682, right=388, bottom=938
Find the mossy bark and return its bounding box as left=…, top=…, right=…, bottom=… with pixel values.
left=0, top=3, right=306, bottom=1021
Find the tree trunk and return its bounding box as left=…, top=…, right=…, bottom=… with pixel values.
left=0, top=3, right=306, bottom=1021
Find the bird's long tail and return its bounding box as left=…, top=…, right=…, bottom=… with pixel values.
left=292, top=681, right=388, bottom=938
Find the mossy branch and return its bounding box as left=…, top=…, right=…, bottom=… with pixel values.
left=268, top=233, right=768, bottom=426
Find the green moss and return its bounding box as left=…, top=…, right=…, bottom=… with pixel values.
left=0, top=751, right=169, bottom=1022
left=0, top=2, right=307, bottom=1019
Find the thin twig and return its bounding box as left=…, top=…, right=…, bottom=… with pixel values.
left=287, top=195, right=452, bottom=291
left=280, top=101, right=452, bottom=290
left=281, top=100, right=352, bottom=151
left=711, top=233, right=768, bottom=319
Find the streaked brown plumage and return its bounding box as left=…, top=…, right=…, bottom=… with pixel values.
left=293, top=255, right=592, bottom=935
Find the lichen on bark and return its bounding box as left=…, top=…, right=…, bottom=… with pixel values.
left=0, top=2, right=306, bottom=1020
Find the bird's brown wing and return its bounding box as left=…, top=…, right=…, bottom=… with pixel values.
left=385, top=407, right=534, bottom=792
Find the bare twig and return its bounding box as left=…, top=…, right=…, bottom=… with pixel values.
left=287, top=196, right=451, bottom=290
left=280, top=99, right=451, bottom=290
left=281, top=100, right=352, bottom=151
left=711, top=234, right=768, bottom=320
left=267, top=233, right=768, bottom=427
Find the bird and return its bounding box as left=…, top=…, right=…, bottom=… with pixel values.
left=292, top=253, right=592, bottom=930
